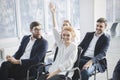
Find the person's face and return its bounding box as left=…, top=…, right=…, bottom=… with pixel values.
left=30, top=26, right=41, bottom=39
left=62, top=22, right=70, bottom=30
left=61, top=30, right=72, bottom=44
left=63, top=22, right=70, bottom=27
left=95, top=22, right=106, bottom=35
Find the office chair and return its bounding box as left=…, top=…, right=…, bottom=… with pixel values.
left=90, top=58, right=109, bottom=80
left=110, top=22, right=118, bottom=37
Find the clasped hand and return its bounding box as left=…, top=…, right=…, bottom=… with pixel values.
left=6, top=55, right=20, bottom=64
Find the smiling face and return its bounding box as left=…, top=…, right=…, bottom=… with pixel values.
left=95, top=18, right=107, bottom=35
left=61, top=26, right=76, bottom=45
left=61, top=30, right=72, bottom=44
left=95, top=22, right=106, bottom=35
left=62, top=20, right=71, bottom=30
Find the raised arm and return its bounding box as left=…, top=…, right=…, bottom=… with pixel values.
left=49, top=2, right=57, bottom=28
left=49, top=3, right=62, bottom=46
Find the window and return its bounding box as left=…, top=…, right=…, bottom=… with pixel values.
left=115, top=0, right=120, bottom=21
left=106, top=0, right=114, bottom=22
left=47, top=0, right=67, bottom=32
left=0, top=0, right=17, bottom=39
left=70, top=0, right=80, bottom=29
left=106, top=0, right=120, bottom=22
left=20, top=0, right=44, bottom=35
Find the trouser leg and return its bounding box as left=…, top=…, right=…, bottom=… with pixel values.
left=79, top=57, right=95, bottom=80
left=0, top=61, right=12, bottom=80
left=0, top=61, right=29, bottom=80
left=81, top=69, right=89, bottom=80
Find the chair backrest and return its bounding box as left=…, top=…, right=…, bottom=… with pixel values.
left=53, top=47, right=59, bottom=61
left=110, top=22, right=118, bottom=37
left=91, top=58, right=108, bottom=80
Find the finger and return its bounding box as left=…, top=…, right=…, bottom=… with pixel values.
left=49, top=2, right=53, bottom=8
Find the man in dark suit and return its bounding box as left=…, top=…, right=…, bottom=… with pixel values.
left=78, top=18, right=110, bottom=80
left=0, top=21, right=48, bottom=80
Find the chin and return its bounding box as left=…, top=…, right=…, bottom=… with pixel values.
left=96, top=31, right=101, bottom=34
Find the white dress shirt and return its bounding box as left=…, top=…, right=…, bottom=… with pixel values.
left=20, top=36, right=36, bottom=59
left=84, top=33, right=103, bottom=58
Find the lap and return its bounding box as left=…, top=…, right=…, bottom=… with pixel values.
left=79, top=56, right=96, bottom=75
left=1, top=61, right=28, bottom=78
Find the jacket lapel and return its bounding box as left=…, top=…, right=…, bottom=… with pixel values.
left=95, top=34, right=104, bottom=49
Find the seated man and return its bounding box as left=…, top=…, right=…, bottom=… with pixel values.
left=113, top=59, right=120, bottom=80
left=78, top=18, right=110, bottom=80
left=0, top=21, right=48, bottom=80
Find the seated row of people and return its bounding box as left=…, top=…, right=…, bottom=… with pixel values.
left=0, top=3, right=111, bottom=80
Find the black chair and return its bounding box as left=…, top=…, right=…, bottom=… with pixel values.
left=90, top=58, right=109, bottom=80
left=26, top=51, right=52, bottom=80
left=110, top=22, right=118, bottom=37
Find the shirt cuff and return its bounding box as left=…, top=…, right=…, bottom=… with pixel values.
left=20, top=59, right=22, bottom=65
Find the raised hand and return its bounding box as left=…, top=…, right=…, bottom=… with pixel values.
left=49, top=2, right=56, bottom=14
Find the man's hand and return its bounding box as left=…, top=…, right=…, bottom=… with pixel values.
left=6, top=55, right=20, bottom=64
left=82, top=60, right=93, bottom=70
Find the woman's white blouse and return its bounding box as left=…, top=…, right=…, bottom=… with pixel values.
left=48, top=28, right=78, bottom=78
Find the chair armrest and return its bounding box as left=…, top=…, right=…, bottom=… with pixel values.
left=65, top=67, right=81, bottom=79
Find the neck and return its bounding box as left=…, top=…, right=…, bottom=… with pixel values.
left=65, top=42, right=70, bottom=47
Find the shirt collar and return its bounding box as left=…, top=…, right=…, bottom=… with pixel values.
left=30, top=35, right=37, bottom=41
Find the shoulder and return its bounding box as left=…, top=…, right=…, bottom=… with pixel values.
left=22, top=35, right=31, bottom=40
left=86, top=32, right=95, bottom=35
left=83, top=32, right=95, bottom=38
left=70, top=43, right=78, bottom=50
left=38, top=36, right=48, bottom=45
left=103, top=33, right=111, bottom=41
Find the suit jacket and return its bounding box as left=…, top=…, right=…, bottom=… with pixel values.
left=79, top=32, right=110, bottom=72
left=13, top=35, right=48, bottom=67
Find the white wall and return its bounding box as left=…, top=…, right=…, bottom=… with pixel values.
left=94, top=0, right=106, bottom=28
left=79, top=0, right=94, bottom=40
left=79, top=0, right=107, bottom=40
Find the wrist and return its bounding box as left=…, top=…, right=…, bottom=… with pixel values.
left=16, top=60, right=20, bottom=64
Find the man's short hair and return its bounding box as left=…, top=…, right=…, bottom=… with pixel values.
left=30, top=21, right=41, bottom=30
left=97, top=18, right=107, bottom=26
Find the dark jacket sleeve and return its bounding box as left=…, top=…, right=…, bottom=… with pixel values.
left=92, top=34, right=110, bottom=63
left=21, top=39, right=48, bottom=66
left=13, top=36, right=29, bottom=59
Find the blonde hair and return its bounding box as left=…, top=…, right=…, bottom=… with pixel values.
left=62, top=26, right=76, bottom=40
